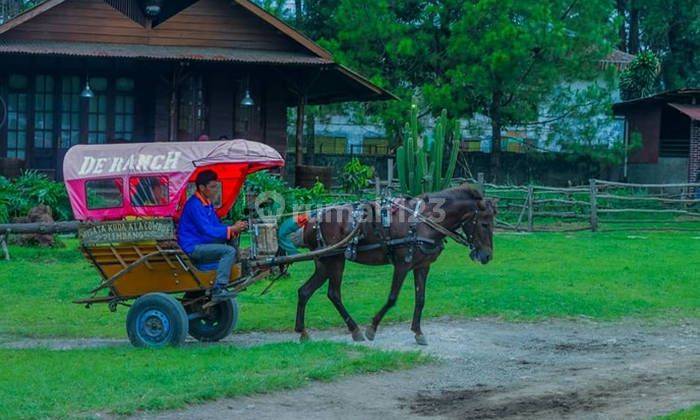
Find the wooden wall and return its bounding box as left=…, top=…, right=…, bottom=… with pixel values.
left=1, top=0, right=305, bottom=52
left=626, top=105, right=662, bottom=164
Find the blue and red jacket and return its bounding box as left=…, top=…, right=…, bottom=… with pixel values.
left=177, top=192, right=234, bottom=254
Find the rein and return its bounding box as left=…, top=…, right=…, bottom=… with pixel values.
left=394, top=199, right=478, bottom=251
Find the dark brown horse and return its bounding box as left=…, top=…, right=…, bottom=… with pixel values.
left=294, top=184, right=496, bottom=345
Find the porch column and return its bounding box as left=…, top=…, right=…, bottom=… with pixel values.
left=168, top=70, right=178, bottom=142
left=295, top=94, right=306, bottom=167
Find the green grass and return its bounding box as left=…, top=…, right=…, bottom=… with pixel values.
left=659, top=405, right=700, bottom=419
left=1, top=230, right=699, bottom=339
left=0, top=341, right=429, bottom=418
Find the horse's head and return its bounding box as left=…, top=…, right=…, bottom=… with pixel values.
left=462, top=197, right=497, bottom=264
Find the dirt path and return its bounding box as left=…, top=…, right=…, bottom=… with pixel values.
left=114, top=317, right=698, bottom=420
left=3, top=318, right=698, bottom=418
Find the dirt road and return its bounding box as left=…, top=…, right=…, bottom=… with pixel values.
left=123, top=317, right=699, bottom=420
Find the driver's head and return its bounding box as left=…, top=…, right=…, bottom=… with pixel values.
left=195, top=170, right=218, bottom=199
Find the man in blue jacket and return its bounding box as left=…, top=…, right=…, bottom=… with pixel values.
left=178, top=170, right=248, bottom=300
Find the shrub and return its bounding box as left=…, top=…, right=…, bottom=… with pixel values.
left=340, top=158, right=374, bottom=193
left=227, top=171, right=329, bottom=221
left=0, top=171, right=71, bottom=223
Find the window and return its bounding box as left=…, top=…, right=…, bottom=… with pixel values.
left=186, top=182, right=222, bottom=208
left=5, top=74, right=29, bottom=159
left=362, top=137, right=389, bottom=155
left=114, top=78, right=135, bottom=141
left=60, top=76, right=81, bottom=149
left=315, top=136, right=346, bottom=154
left=87, top=77, right=108, bottom=144
left=34, top=75, right=54, bottom=150
left=178, top=75, right=207, bottom=140
left=130, top=176, right=169, bottom=207
left=86, top=178, right=124, bottom=210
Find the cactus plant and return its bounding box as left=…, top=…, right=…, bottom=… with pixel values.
left=396, top=104, right=460, bottom=196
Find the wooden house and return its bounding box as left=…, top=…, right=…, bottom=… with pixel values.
left=0, top=0, right=392, bottom=179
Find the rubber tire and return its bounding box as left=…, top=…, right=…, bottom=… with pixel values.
left=126, top=293, right=189, bottom=348
left=185, top=293, right=238, bottom=342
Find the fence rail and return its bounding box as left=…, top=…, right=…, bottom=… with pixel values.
left=483, top=179, right=700, bottom=232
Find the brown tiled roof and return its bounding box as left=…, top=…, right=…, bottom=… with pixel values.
left=603, top=49, right=636, bottom=65
left=613, top=88, right=700, bottom=113
left=0, top=39, right=332, bottom=64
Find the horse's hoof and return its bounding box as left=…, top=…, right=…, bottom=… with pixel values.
left=365, top=325, right=376, bottom=341
left=351, top=328, right=365, bottom=342
left=299, top=331, right=311, bottom=343
left=415, top=334, right=428, bottom=346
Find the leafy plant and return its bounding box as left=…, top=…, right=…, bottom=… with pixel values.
left=234, top=171, right=329, bottom=221
left=0, top=171, right=71, bottom=223
left=620, top=51, right=661, bottom=100
left=396, top=104, right=460, bottom=196
left=340, top=158, right=374, bottom=193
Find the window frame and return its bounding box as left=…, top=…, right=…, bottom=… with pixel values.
left=129, top=176, right=171, bottom=208
left=85, top=178, right=125, bottom=211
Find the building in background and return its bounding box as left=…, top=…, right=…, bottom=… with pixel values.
left=0, top=0, right=391, bottom=179
left=613, top=89, right=700, bottom=184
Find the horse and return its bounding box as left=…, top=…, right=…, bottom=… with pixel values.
left=293, top=184, right=497, bottom=345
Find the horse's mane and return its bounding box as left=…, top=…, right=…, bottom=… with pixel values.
left=422, top=183, right=484, bottom=202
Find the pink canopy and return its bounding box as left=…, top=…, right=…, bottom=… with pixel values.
left=63, top=140, right=284, bottom=221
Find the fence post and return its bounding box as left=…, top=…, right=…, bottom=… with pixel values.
left=589, top=179, right=598, bottom=232
left=0, top=234, right=9, bottom=261
left=527, top=185, right=534, bottom=232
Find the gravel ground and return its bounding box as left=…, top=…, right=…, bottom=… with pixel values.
left=4, top=318, right=699, bottom=419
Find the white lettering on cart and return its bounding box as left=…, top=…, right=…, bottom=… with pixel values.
left=150, top=155, right=165, bottom=170
left=79, top=157, right=96, bottom=175
left=93, top=158, right=108, bottom=174
left=136, top=154, right=153, bottom=171
left=163, top=152, right=181, bottom=170
left=76, top=152, right=183, bottom=176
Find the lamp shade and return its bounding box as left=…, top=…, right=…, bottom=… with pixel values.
left=80, top=81, right=94, bottom=99
left=241, top=89, right=254, bottom=106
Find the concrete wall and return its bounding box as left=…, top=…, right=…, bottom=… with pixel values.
left=627, top=157, right=689, bottom=184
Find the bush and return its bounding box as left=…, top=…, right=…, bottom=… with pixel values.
left=0, top=171, right=71, bottom=223
left=340, top=158, right=374, bottom=193
left=227, top=171, right=329, bottom=221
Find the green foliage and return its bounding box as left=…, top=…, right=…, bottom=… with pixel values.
left=396, top=104, right=460, bottom=195
left=242, top=171, right=328, bottom=219
left=632, top=0, right=700, bottom=90
left=0, top=171, right=71, bottom=223
left=431, top=0, right=614, bottom=154
left=620, top=51, right=661, bottom=100
left=340, top=158, right=374, bottom=193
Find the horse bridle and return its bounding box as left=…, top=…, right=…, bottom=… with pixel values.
left=397, top=199, right=480, bottom=251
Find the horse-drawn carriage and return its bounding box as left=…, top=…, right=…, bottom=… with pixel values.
left=64, top=140, right=289, bottom=347
left=63, top=139, right=496, bottom=348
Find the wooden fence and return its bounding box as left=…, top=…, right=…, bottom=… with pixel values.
left=484, top=179, right=700, bottom=232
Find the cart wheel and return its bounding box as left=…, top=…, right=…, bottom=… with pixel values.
left=126, top=293, right=189, bottom=348
left=184, top=292, right=238, bottom=342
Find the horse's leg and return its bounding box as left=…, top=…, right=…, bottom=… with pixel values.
left=365, top=265, right=410, bottom=341
left=295, top=262, right=327, bottom=342
left=325, top=257, right=364, bottom=342
left=411, top=266, right=430, bottom=346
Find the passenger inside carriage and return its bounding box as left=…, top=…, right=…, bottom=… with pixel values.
left=177, top=170, right=248, bottom=301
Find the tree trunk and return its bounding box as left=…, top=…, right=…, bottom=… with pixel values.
left=295, top=0, right=303, bottom=27
left=628, top=1, right=640, bottom=54
left=616, top=0, right=627, bottom=52
left=489, top=91, right=503, bottom=182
